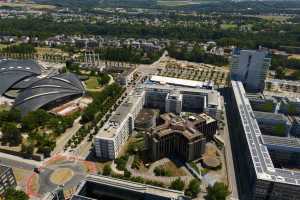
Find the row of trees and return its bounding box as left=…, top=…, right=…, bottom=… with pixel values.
left=95, top=47, right=163, bottom=64
left=167, top=44, right=228, bottom=67
left=81, top=83, right=124, bottom=123
left=1, top=43, right=36, bottom=54
left=272, top=55, right=300, bottom=80
left=169, top=178, right=230, bottom=199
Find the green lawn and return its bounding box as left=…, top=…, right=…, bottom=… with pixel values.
left=221, top=24, right=238, bottom=30
left=157, top=0, right=212, bottom=6
left=0, top=104, right=11, bottom=112
left=85, top=76, right=101, bottom=90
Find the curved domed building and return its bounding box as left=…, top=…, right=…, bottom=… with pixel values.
left=0, top=59, right=85, bottom=116
left=0, top=59, right=42, bottom=96
left=14, top=73, right=85, bottom=116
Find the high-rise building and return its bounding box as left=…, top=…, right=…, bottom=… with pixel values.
left=230, top=48, right=271, bottom=92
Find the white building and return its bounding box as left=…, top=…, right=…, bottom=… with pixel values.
left=230, top=48, right=271, bottom=92
left=94, top=89, right=145, bottom=159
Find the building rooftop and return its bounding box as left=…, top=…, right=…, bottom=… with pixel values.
left=72, top=174, right=188, bottom=200
left=96, top=89, right=145, bottom=139
left=0, top=164, right=10, bottom=174
left=152, top=113, right=205, bottom=140
left=262, top=135, right=300, bottom=153
left=0, top=59, right=42, bottom=95
left=266, top=79, right=300, bottom=87
left=254, top=111, right=289, bottom=122
left=231, top=80, right=300, bottom=186
left=150, top=75, right=213, bottom=89
left=14, top=73, right=85, bottom=116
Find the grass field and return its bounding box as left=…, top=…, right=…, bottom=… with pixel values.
left=84, top=76, right=102, bottom=90
left=157, top=0, right=213, bottom=6
left=289, top=54, right=300, bottom=60
left=257, top=15, right=291, bottom=22
left=221, top=23, right=238, bottom=30
left=0, top=104, right=11, bottom=112
left=36, top=47, right=67, bottom=56
left=0, top=2, right=56, bottom=10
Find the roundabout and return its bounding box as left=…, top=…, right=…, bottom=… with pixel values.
left=26, top=154, right=97, bottom=198
left=50, top=168, right=74, bottom=185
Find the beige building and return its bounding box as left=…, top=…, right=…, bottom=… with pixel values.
left=145, top=113, right=217, bottom=162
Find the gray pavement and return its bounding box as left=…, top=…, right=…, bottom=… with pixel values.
left=222, top=89, right=240, bottom=200
left=0, top=152, right=39, bottom=170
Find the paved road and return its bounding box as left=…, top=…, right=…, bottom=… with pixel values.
left=0, top=152, right=40, bottom=170
left=52, top=117, right=82, bottom=155
left=137, top=51, right=168, bottom=75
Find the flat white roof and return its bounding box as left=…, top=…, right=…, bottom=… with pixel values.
left=150, top=75, right=213, bottom=88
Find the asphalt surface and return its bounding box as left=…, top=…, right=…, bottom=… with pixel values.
left=0, top=152, right=38, bottom=170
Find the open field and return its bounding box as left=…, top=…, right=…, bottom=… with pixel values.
left=0, top=104, right=11, bottom=112
left=255, top=15, right=291, bottom=22
left=35, top=47, right=67, bottom=56
left=84, top=76, right=102, bottom=90
left=289, top=54, right=300, bottom=60
left=157, top=0, right=214, bottom=6
left=221, top=23, right=238, bottom=30
left=0, top=2, right=56, bottom=10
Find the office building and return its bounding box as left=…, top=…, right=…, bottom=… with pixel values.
left=71, top=174, right=190, bottom=200
left=116, top=67, right=137, bottom=87
left=247, top=94, right=277, bottom=113
left=145, top=113, right=217, bottom=162
left=94, top=88, right=145, bottom=159
left=230, top=48, right=271, bottom=92
left=144, top=83, right=222, bottom=120
left=0, top=165, right=17, bottom=196
left=262, top=135, right=300, bottom=166
left=229, top=80, right=300, bottom=200
left=165, top=91, right=183, bottom=114
left=254, top=111, right=292, bottom=136
left=279, top=97, right=300, bottom=115
left=289, top=116, right=300, bottom=137
left=265, top=79, right=300, bottom=93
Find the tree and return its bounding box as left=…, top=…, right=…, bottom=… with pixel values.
left=205, top=182, right=230, bottom=200
left=185, top=179, right=201, bottom=198
left=4, top=188, right=29, bottom=200
left=21, top=143, right=35, bottom=155
left=275, top=67, right=287, bottom=79
left=124, top=169, right=132, bottom=178
left=1, top=122, right=22, bottom=146
left=103, top=164, right=112, bottom=176
left=170, top=178, right=185, bottom=191
left=97, top=73, right=110, bottom=85
left=273, top=124, right=286, bottom=137
left=21, top=109, right=51, bottom=131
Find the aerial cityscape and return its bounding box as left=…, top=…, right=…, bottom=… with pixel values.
left=0, top=0, right=299, bottom=200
